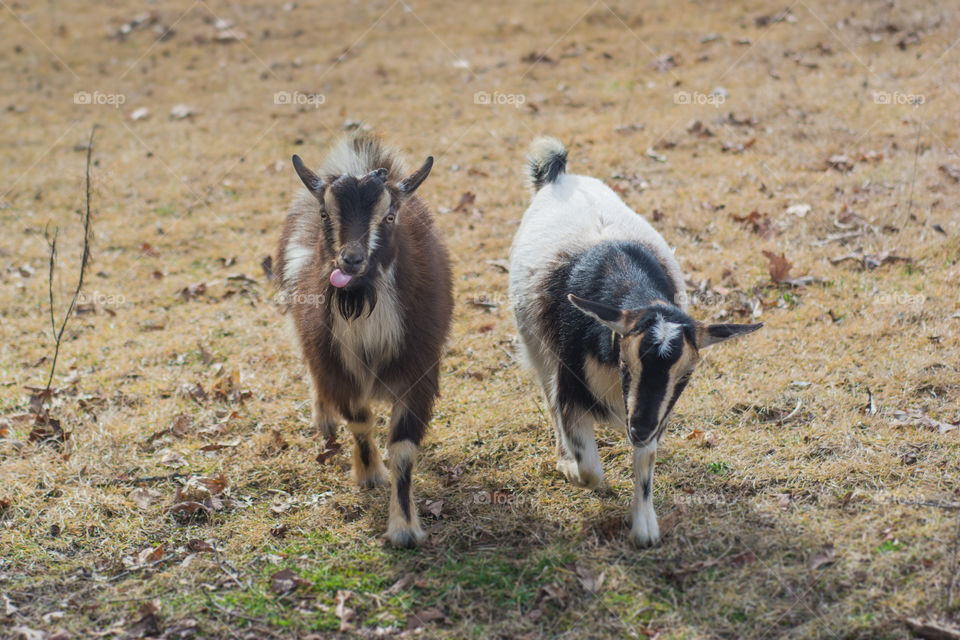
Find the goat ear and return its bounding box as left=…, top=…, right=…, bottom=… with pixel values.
left=568, top=294, right=642, bottom=335
left=292, top=155, right=324, bottom=194
left=695, top=321, right=763, bottom=349
left=397, top=156, right=433, bottom=196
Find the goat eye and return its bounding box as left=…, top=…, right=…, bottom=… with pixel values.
left=384, top=214, right=395, bottom=224
left=320, top=210, right=329, bottom=220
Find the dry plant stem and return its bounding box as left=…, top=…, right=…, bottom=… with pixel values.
left=39, top=125, right=96, bottom=415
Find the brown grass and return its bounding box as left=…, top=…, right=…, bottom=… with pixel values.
left=1, top=0, right=959, bottom=638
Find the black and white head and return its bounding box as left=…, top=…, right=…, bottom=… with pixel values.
left=291, top=154, right=433, bottom=288
left=568, top=294, right=762, bottom=447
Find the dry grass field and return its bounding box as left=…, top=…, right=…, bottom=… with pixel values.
left=2, top=0, right=959, bottom=638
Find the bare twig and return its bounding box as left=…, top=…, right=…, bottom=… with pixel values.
left=38, top=125, right=96, bottom=416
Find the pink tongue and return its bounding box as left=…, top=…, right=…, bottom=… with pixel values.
left=330, top=269, right=353, bottom=288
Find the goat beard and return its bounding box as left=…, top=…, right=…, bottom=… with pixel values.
left=331, top=281, right=378, bottom=321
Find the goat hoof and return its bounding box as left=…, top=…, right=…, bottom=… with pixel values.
left=354, top=463, right=389, bottom=489
left=317, top=421, right=338, bottom=440
left=556, top=458, right=602, bottom=489
left=385, top=523, right=426, bottom=548
left=629, top=510, right=660, bottom=547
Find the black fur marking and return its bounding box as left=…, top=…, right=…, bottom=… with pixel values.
left=530, top=147, right=567, bottom=190
left=642, top=476, right=652, bottom=500
left=357, top=438, right=371, bottom=468
left=540, top=241, right=691, bottom=424
left=331, top=282, right=378, bottom=320
left=395, top=458, right=412, bottom=521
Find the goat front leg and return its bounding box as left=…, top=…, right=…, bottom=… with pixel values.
left=345, top=406, right=388, bottom=489
left=630, top=442, right=659, bottom=546
left=554, top=407, right=603, bottom=489
left=385, top=381, right=435, bottom=547
left=306, top=360, right=337, bottom=440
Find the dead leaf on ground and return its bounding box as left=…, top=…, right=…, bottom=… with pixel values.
left=130, top=488, right=163, bottom=510
left=774, top=493, right=792, bottom=508
left=128, top=600, right=161, bottom=637
left=406, top=607, right=445, bottom=630
left=29, top=414, right=70, bottom=448
left=270, top=523, right=289, bottom=538
left=137, top=544, right=165, bottom=566
left=826, top=154, right=854, bottom=172
left=187, top=539, right=215, bottom=553
left=891, top=409, right=957, bottom=434
left=809, top=544, right=836, bottom=570
left=159, top=449, right=187, bottom=468
left=441, top=463, right=464, bottom=486
left=271, top=568, right=310, bottom=595
left=384, top=574, right=414, bottom=595
left=658, top=508, right=682, bottom=537
left=335, top=589, right=355, bottom=631
left=731, top=211, right=777, bottom=239
left=574, top=565, right=606, bottom=595
left=316, top=437, right=343, bottom=465
left=762, top=251, right=793, bottom=283
left=939, top=164, right=960, bottom=183
left=423, top=500, right=444, bottom=519
left=904, top=618, right=960, bottom=640
left=139, top=242, right=161, bottom=258
left=830, top=248, right=911, bottom=270
left=452, top=191, right=476, bottom=212
left=178, top=282, right=207, bottom=301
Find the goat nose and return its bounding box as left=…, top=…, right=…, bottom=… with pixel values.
left=341, top=250, right=364, bottom=266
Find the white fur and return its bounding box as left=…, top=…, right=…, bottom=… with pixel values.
left=283, top=244, right=314, bottom=286
left=329, top=267, right=404, bottom=396
left=321, top=136, right=406, bottom=179
left=651, top=316, right=682, bottom=357
left=509, top=173, right=686, bottom=321
left=630, top=442, right=659, bottom=546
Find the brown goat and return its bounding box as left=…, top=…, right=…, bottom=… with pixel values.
left=275, top=134, right=453, bottom=546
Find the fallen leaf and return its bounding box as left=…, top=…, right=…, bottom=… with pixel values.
left=270, top=568, right=310, bottom=595
left=138, top=544, right=165, bottom=565
left=127, top=600, right=161, bottom=637
left=406, top=607, right=444, bottom=630
left=316, top=437, right=343, bottom=465
left=335, top=589, right=355, bottom=631
left=270, top=523, right=289, bottom=538
left=178, top=282, right=207, bottom=301
left=384, top=574, right=414, bottom=595
left=139, top=242, right=161, bottom=258
left=809, top=544, right=836, bottom=570
left=159, top=449, right=187, bottom=468
left=826, top=154, right=854, bottom=172
left=187, top=539, right=215, bottom=553
left=786, top=203, right=811, bottom=217
left=904, top=618, right=960, bottom=640
left=130, top=488, right=163, bottom=510
left=891, top=409, right=957, bottom=434
left=658, top=509, right=682, bottom=537
left=452, top=191, right=476, bottom=212
left=574, top=565, right=606, bottom=594
left=423, top=500, right=444, bottom=519
left=774, top=493, right=792, bottom=508
left=939, top=164, right=960, bottom=183
left=762, top=251, right=793, bottom=283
